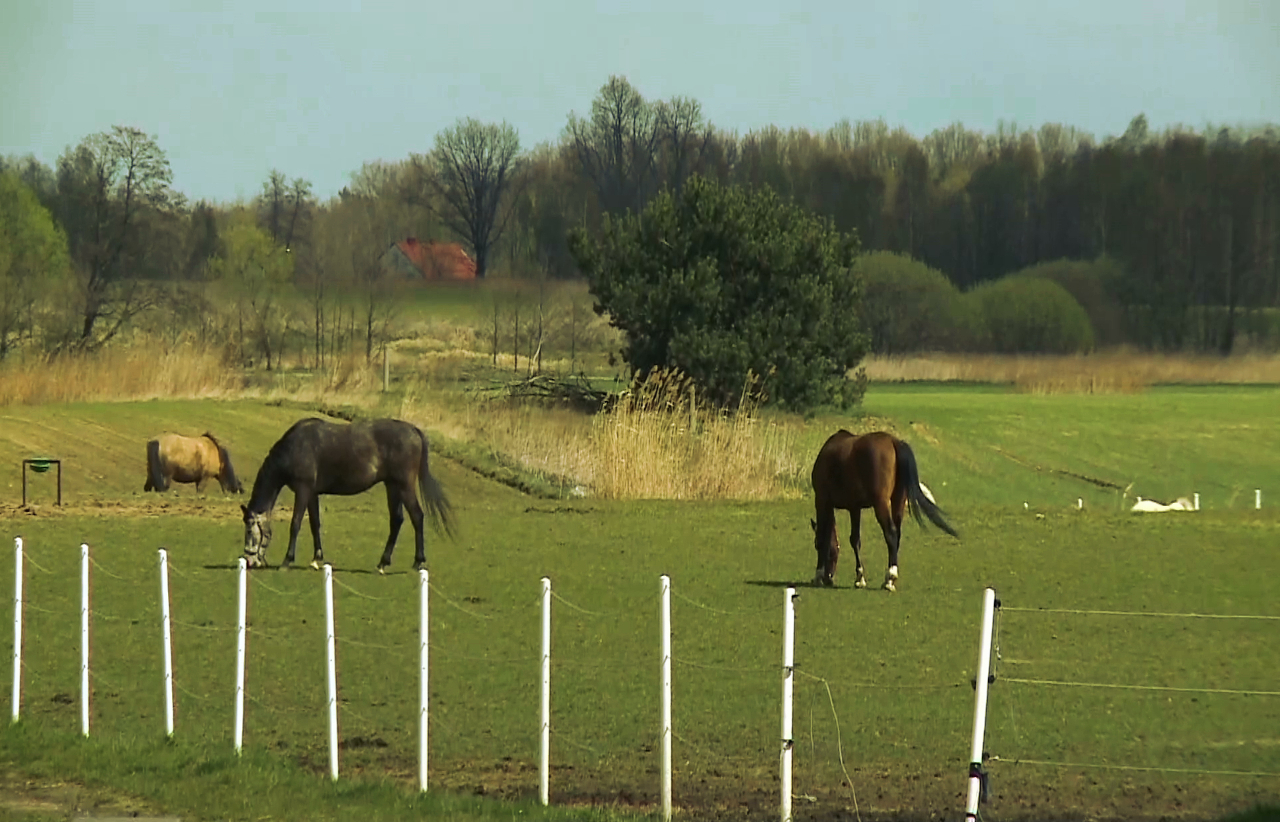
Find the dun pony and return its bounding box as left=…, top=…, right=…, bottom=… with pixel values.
left=143, top=432, right=243, bottom=494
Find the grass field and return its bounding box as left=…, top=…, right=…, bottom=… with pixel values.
left=0, top=386, right=1278, bottom=821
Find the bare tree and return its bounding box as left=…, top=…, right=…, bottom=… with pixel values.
left=654, top=96, right=715, bottom=195
left=260, top=170, right=288, bottom=245
left=258, top=171, right=313, bottom=253
left=284, top=177, right=314, bottom=251
left=407, top=118, right=524, bottom=278
left=565, top=76, right=661, bottom=216
left=53, top=126, right=180, bottom=349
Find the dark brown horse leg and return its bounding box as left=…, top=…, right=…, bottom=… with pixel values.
left=849, top=511, right=867, bottom=589
left=812, top=506, right=838, bottom=586
left=874, top=499, right=902, bottom=592
left=307, top=496, right=325, bottom=570
left=282, top=491, right=310, bottom=569
left=406, top=489, right=427, bottom=571
left=377, top=484, right=407, bottom=573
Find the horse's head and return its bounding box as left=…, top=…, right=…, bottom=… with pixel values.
left=220, top=467, right=244, bottom=494
left=241, top=504, right=272, bottom=567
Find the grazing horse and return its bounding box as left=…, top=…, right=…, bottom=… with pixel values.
left=144, top=433, right=243, bottom=494
left=810, top=430, right=958, bottom=591
left=241, top=417, right=455, bottom=572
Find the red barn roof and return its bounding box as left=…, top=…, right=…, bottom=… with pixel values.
left=394, top=238, right=477, bottom=281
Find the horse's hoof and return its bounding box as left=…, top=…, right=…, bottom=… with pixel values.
left=854, top=578, right=867, bottom=589
left=309, top=560, right=321, bottom=571
left=883, top=580, right=897, bottom=593
left=377, top=566, right=387, bottom=576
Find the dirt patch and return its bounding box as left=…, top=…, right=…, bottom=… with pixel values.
left=0, top=496, right=240, bottom=522
left=908, top=421, right=940, bottom=446
left=0, top=767, right=168, bottom=820
left=286, top=747, right=1273, bottom=821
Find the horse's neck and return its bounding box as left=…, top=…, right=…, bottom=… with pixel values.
left=249, top=464, right=286, bottom=513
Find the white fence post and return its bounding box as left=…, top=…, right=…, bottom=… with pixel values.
left=11, top=537, right=22, bottom=724
left=1256, top=489, right=1262, bottom=510
left=1194, top=493, right=1200, bottom=511
left=964, top=587, right=998, bottom=822
left=159, top=549, right=174, bottom=738
left=324, top=564, right=338, bottom=781
left=660, top=574, right=672, bottom=821
left=540, top=576, right=552, bottom=806
left=780, top=586, right=796, bottom=822
left=80, top=542, right=90, bottom=737
left=234, top=557, right=247, bottom=754
left=419, top=569, right=429, bottom=793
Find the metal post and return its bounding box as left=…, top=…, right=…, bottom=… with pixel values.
left=780, top=587, right=796, bottom=822
left=11, top=538, right=23, bottom=723
left=540, top=577, right=552, bottom=806
left=80, top=543, right=90, bottom=737
left=159, top=549, right=174, bottom=737
left=964, top=588, right=998, bottom=822
left=660, top=575, right=672, bottom=821
left=234, top=558, right=247, bottom=754
left=419, top=569, right=429, bottom=792
left=324, top=564, right=338, bottom=781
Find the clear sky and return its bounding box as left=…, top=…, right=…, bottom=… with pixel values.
left=3, top=0, right=1276, bottom=205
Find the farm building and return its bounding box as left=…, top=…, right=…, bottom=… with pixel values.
left=383, top=237, right=477, bottom=281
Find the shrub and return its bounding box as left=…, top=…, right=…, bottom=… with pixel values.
left=568, top=175, right=868, bottom=411
left=857, top=251, right=967, bottom=353
left=967, top=275, right=1095, bottom=354
left=1015, top=256, right=1126, bottom=346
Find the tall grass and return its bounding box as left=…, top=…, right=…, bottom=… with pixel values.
left=0, top=343, right=238, bottom=406
left=399, top=369, right=805, bottom=500
left=864, top=349, right=1280, bottom=392
left=588, top=370, right=801, bottom=499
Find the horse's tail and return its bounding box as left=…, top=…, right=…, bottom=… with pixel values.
left=145, top=439, right=168, bottom=492
left=416, top=426, right=456, bottom=539
left=895, top=439, right=959, bottom=538
left=205, top=432, right=243, bottom=494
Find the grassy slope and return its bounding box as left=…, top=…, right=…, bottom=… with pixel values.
left=804, top=383, right=1280, bottom=513
left=0, top=390, right=1278, bottom=821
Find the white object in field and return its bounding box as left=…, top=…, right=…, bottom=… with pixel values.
left=1130, top=497, right=1195, bottom=513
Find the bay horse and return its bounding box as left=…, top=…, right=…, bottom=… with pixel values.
left=810, top=430, right=958, bottom=591
left=144, top=433, right=243, bottom=494
left=241, top=418, right=455, bottom=572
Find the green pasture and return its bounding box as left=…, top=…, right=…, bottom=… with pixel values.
left=1, top=387, right=1279, bottom=821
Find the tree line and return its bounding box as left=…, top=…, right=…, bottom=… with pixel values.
left=3, top=75, right=1279, bottom=366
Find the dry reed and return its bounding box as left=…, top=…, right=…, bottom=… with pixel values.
left=863, top=350, right=1280, bottom=393
left=0, top=344, right=239, bottom=406
left=397, top=368, right=805, bottom=500
left=588, top=370, right=802, bottom=500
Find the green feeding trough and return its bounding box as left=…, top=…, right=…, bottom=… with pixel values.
left=22, top=457, right=62, bottom=505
